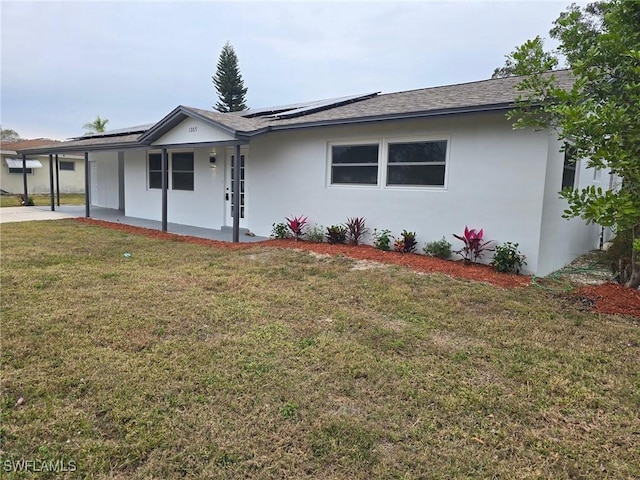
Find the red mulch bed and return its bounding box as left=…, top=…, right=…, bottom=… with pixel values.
left=73, top=218, right=639, bottom=317
left=574, top=283, right=640, bottom=318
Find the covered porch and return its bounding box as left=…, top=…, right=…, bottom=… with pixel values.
left=26, top=205, right=266, bottom=242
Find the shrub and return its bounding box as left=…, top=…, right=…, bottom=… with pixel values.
left=286, top=215, right=308, bottom=241
left=424, top=236, right=453, bottom=259
left=345, top=217, right=368, bottom=245
left=453, top=226, right=493, bottom=264
left=372, top=228, right=392, bottom=251
left=19, top=194, right=34, bottom=206
left=305, top=224, right=325, bottom=243
left=326, top=225, right=347, bottom=244
left=492, top=242, right=527, bottom=274
left=394, top=230, right=417, bottom=254
left=270, top=222, right=290, bottom=239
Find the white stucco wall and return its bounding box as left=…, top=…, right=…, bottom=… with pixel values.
left=536, top=137, right=607, bottom=275
left=248, top=112, right=551, bottom=274
left=89, top=152, right=120, bottom=209
left=1, top=154, right=85, bottom=194
left=153, top=117, right=236, bottom=145
left=123, top=147, right=224, bottom=229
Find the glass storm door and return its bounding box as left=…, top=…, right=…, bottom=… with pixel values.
left=226, top=154, right=245, bottom=226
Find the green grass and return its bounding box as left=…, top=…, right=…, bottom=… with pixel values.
left=0, top=194, right=85, bottom=208
left=1, top=220, right=639, bottom=479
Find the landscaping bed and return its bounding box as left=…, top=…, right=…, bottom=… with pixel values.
left=74, top=218, right=638, bottom=318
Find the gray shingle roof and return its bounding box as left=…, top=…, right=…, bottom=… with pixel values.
left=16, top=70, right=573, bottom=154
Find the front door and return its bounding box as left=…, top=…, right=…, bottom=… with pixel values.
left=225, top=152, right=246, bottom=228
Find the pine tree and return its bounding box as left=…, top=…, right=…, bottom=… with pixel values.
left=212, top=42, right=248, bottom=112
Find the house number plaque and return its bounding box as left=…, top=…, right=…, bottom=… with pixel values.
left=188, top=126, right=198, bottom=133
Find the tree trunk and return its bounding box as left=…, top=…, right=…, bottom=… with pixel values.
left=625, top=224, right=640, bottom=289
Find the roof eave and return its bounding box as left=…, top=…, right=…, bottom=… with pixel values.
left=251, top=102, right=515, bottom=135
left=15, top=140, right=142, bottom=156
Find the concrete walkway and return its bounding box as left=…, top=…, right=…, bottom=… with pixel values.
left=0, top=206, right=78, bottom=223
left=0, top=205, right=266, bottom=243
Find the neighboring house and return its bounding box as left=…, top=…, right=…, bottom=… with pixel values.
left=1, top=139, right=85, bottom=194
left=16, top=71, right=612, bottom=276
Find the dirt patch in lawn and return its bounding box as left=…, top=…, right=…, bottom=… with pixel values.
left=73, top=218, right=638, bottom=317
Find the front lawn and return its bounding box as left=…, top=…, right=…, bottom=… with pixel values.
left=1, top=220, right=638, bottom=479
left=0, top=194, right=85, bottom=208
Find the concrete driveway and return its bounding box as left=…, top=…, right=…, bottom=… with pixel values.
left=0, top=206, right=80, bottom=224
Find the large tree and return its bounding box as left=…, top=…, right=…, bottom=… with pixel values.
left=1, top=127, right=21, bottom=142
left=499, top=0, right=640, bottom=288
left=491, top=36, right=558, bottom=78
left=212, top=41, right=248, bottom=112
left=83, top=116, right=109, bottom=133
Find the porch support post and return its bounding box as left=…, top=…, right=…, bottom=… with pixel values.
left=48, top=154, right=55, bottom=211
left=22, top=154, right=28, bottom=205
left=84, top=152, right=90, bottom=217
left=232, top=144, right=241, bottom=243
left=55, top=154, right=60, bottom=206
left=161, top=148, right=168, bottom=232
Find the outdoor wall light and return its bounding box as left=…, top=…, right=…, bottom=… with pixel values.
left=209, top=155, right=216, bottom=168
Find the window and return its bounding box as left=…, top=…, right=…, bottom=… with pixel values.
left=172, top=152, right=194, bottom=191
left=561, top=148, right=576, bottom=189
left=331, top=144, right=379, bottom=185
left=8, top=167, right=33, bottom=174
left=387, top=140, right=447, bottom=186
left=59, top=161, right=75, bottom=171
left=148, top=153, right=163, bottom=189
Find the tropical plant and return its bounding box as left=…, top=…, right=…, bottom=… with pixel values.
left=393, top=230, right=417, bottom=254
left=326, top=225, right=347, bottom=244
left=83, top=116, right=109, bottom=133
left=491, top=242, right=527, bottom=274
left=270, top=222, right=289, bottom=240
left=212, top=41, right=248, bottom=112
left=499, top=0, right=640, bottom=287
left=305, top=224, right=325, bottom=243
left=453, top=226, right=493, bottom=264
left=286, top=215, right=307, bottom=241
left=423, top=237, right=453, bottom=259
left=1, top=127, right=21, bottom=142
left=345, top=217, right=368, bottom=245
left=372, top=228, right=392, bottom=251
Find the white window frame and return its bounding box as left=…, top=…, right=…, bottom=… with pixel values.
left=59, top=160, right=75, bottom=171
left=382, top=135, right=450, bottom=190
left=327, top=139, right=382, bottom=188
left=147, top=150, right=195, bottom=192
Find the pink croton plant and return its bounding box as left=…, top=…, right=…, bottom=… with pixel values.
left=453, top=226, right=493, bottom=264
left=286, top=215, right=308, bottom=241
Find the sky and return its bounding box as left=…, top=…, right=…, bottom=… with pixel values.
left=1, top=0, right=580, bottom=140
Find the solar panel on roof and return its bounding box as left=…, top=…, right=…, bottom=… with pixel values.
left=79, top=123, right=154, bottom=139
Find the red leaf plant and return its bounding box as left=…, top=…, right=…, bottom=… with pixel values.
left=286, top=215, right=308, bottom=241
left=453, top=226, right=493, bottom=264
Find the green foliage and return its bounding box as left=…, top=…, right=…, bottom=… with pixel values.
left=326, top=225, right=347, bottom=244
left=492, top=36, right=558, bottom=78
left=393, top=230, right=417, bottom=254
left=491, top=242, right=527, bottom=274
left=19, top=194, right=34, bottom=206
left=270, top=222, right=290, bottom=240
left=212, top=41, right=248, bottom=112
left=423, top=236, right=453, bottom=259
left=83, top=116, right=109, bottom=133
left=1, top=126, right=21, bottom=142
left=305, top=224, right=325, bottom=242
left=279, top=402, right=299, bottom=420
left=504, top=0, right=640, bottom=287
left=372, top=228, right=392, bottom=251
left=345, top=217, right=368, bottom=245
